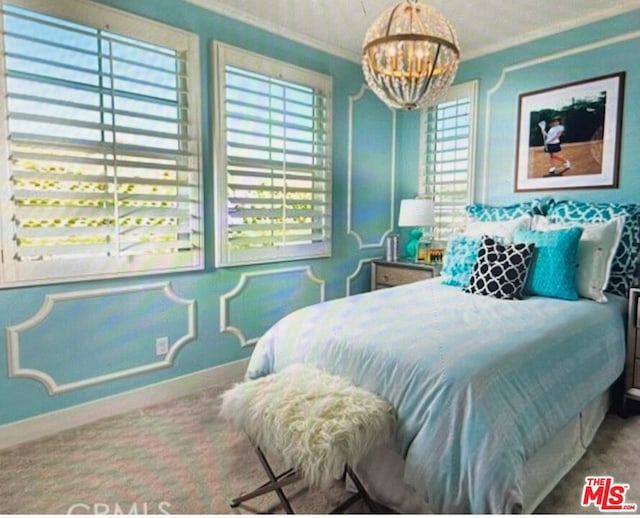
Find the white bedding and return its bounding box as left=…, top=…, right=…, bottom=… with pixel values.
left=246, top=279, right=626, bottom=513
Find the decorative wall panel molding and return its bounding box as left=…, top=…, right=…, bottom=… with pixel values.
left=347, top=84, right=396, bottom=249
left=345, top=258, right=379, bottom=296
left=6, top=282, right=196, bottom=395
left=220, top=266, right=325, bottom=347
left=480, top=29, right=640, bottom=203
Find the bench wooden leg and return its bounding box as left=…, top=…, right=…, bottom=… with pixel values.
left=230, top=446, right=384, bottom=514
left=230, top=446, right=300, bottom=513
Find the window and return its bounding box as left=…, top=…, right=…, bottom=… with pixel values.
left=213, top=42, right=332, bottom=267
left=419, top=81, right=477, bottom=244
left=0, top=0, right=202, bottom=287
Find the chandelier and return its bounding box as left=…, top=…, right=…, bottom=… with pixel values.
left=362, top=0, right=460, bottom=110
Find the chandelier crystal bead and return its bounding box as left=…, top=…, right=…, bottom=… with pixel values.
left=362, top=0, right=460, bottom=110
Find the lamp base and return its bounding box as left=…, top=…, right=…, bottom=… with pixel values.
left=404, top=228, right=423, bottom=261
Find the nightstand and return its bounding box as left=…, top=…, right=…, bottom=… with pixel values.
left=371, top=259, right=440, bottom=290
left=623, top=288, right=640, bottom=414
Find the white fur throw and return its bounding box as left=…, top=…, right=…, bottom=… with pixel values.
left=219, top=363, right=396, bottom=490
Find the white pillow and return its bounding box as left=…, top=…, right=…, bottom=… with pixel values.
left=532, top=215, right=624, bottom=303
left=464, top=214, right=532, bottom=243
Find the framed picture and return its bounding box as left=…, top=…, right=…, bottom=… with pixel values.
left=515, top=72, right=625, bottom=192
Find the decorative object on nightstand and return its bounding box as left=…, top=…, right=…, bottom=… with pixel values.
left=420, top=247, right=445, bottom=263
left=384, top=233, right=399, bottom=261
left=398, top=198, right=434, bottom=262
left=623, top=287, right=640, bottom=415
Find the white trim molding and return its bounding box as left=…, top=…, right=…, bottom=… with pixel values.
left=347, top=84, right=396, bottom=250
left=220, top=266, right=325, bottom=347
left=6, top=282, right=196, bottom=395
left=345, top=257, right=380, bottom=297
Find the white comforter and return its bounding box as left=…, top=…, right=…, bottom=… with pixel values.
left=246, top=279, right=626, bottom=513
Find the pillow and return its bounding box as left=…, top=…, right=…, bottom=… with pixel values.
left=547, top=200, right=640, bottom=297
left=440, top=234, right=483, bottom=288
left=465, top=214, right=532, bottom=243
left=465, top=198, right=551, bottom=222
left=464, top=237, right=535, bottom=300
left=513, top=226, right=583, bottom=300
left=532, top=216, right=624, bottom=302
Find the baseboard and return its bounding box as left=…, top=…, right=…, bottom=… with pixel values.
left=0, top=358, right=249, bottom=451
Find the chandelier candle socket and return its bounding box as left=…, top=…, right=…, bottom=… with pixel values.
left=362, top=0, right=460, bottom=110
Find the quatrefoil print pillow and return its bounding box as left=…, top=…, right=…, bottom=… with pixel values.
left=547, top=200, right=640, bottom=297
left=464, top=237, right=535, bottom=300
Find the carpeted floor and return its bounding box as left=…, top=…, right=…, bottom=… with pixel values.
left=0, top=384, right=638, bottom=514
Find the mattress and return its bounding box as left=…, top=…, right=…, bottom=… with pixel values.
left=247, top=279, right=626, bottom=513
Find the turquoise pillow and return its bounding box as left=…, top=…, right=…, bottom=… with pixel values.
left=513, top=226, right=583, bottom=300
left=466, top=202, right=532, bottom=222
left=441, top=234, right=482, bottom=287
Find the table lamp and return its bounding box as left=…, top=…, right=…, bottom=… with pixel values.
left=398, top=198, right=435, bottom=261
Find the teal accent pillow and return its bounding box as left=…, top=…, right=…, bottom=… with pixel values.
left=513, top=226, right=583, bottom=300
left=440, top=234, right=482, bottom=287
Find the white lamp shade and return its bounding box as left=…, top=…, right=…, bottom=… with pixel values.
left=398, top=198, right=434, bottom=227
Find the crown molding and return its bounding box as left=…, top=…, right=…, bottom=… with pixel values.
left=184, top=0, right=640, bottom=64
left=184, top=0, right=361, bottom=63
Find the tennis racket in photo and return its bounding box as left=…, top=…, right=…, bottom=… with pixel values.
left=538, top=120, right=547, bottom=151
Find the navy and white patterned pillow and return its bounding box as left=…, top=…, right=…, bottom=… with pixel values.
left=547, top=200, right=640, bottom=296
left=464, top=237, right=535, bottom=300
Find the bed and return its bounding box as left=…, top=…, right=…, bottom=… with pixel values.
left=244, top=199, right=638, bottom=513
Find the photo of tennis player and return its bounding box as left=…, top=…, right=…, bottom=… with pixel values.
left=539, top=116, right=571, bottom=177
left=515, top=73, right=624, bottom=192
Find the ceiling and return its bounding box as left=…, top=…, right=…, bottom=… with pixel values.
left=184, top=0, right=640, bottom=63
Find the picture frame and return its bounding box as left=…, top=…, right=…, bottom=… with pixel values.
left=515, top=72, right=625, bottom=192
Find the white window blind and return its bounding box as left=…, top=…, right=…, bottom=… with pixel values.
left=420, top=81, right=477, bottom=245
left=213, top=42, right=332, bottom=267
left=0, top=0, right=202, bottom=287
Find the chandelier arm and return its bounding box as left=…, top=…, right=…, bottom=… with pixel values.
left=384, top=3, right=403, bottom=37
left=414, top=42, right=441, bottom=104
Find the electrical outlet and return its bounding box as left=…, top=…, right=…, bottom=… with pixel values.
left=155, top=336, right=169, bottom=356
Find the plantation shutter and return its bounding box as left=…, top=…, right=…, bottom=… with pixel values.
left=420, top=81, right=477, bottom=245
left=214, top=42, right=332, bottom=266
left=0, top=0, right=202, bottom=286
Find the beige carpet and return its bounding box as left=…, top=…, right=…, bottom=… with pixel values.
left=0, top=384, right=638, bottom=514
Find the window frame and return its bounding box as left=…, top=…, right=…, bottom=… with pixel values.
left=418, top=80, right=478, bottom=246
left=0, top=0, right=203, bottom=288
left=212, top=41, right=333, bottom=268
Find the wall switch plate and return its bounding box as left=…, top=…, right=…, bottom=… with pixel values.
left=155, top=336, right=169, bottom=355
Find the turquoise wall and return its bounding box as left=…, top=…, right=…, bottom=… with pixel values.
left=463, top=9, right=640, bottom=206
left=0, top=0, right=393, bottom=426
left=1, top=1, right=639, bottom=429
left=397, top=9, right=640, bottom=206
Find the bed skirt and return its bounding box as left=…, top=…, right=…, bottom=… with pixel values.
left=352, top=389, right=610, bottom=514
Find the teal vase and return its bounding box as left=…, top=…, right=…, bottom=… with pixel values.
left=405, top=228, right=423, bottom=259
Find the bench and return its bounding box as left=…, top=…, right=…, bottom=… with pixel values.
left=219, top=363, right=396, bottom=513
